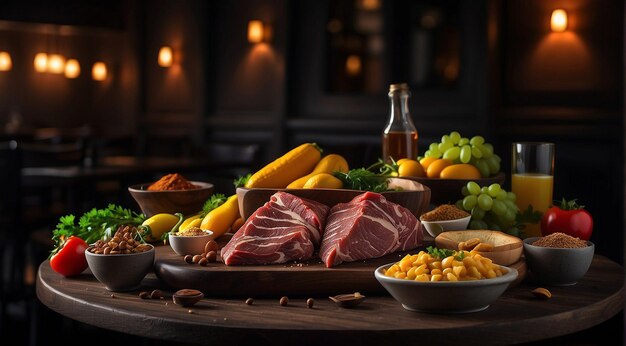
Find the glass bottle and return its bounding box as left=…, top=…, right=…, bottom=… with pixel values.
left=382, top=83, right=418, bottom=163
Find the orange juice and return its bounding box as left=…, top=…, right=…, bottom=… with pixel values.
left=511, top=173, right=554, bottom=238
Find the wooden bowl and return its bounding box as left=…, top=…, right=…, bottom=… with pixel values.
left=434, top=230, right=523, bottom=266
left=403, top=172, right=506, bottom=206
left=236, top=178, right=431, bottom=220
left=128, top=181, right=214, bottom=217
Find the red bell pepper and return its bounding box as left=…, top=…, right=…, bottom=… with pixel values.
left=50, top=236, right=89, bottom=277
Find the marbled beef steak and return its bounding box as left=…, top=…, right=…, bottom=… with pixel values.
left=319, top=191, right=422, bottom=267
left=222, top=191, right=329, bottom=265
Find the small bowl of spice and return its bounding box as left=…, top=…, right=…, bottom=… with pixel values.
left=128, top=173, right=214, bottom=217
left=523, top=232, right=594, bottom=286
left=169, top=227, right=215, bottom=256
left=419, top=204, right=471, bottom=238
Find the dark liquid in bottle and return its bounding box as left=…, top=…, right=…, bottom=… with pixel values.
left=382, top=131, right=418, bottom=163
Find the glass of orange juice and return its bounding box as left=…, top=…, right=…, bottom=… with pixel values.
left=511, top=142, right=555, bottom=238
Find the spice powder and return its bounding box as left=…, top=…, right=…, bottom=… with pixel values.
left=532, top=232, right=588, bottom=248
left=148, top=173, right=199, bottom=191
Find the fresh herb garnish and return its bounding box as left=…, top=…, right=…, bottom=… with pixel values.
left=426, top=246, right=465, bottom=261
left=234, top=173, right=251, bottom=188
left=200, top=193, right=227, bottom=218
left=333, top=168, right=390, bottom=192
left=50, top=204, right=146, bottom=258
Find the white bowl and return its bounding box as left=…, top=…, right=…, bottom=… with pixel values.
left=374, top=263, right=517, bottom=313
left=168, top=231, right=214, bottom=256
left=421, top=215, right=471, bottom=238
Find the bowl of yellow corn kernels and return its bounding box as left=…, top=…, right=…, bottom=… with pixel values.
left=374, top=249, right=518, bottom=313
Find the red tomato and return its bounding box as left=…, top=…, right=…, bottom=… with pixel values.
left=50, top=236, right=89, bottom=277
left=541, top=199, right=593, bottom=240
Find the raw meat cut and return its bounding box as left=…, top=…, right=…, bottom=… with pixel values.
left=319, top=191, right=422, bottom=267
left=222, top=191, right=329, bottom=265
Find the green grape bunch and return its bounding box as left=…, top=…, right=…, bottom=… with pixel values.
left=455, top=181, right=522, bottom=236
left=420, top=131, right=501, bottom=178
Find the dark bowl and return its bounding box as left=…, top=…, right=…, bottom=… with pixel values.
left=128, top=181, right=214, bottom=217
left=404, top=172, right=506, bottom=206
left=523, top=237, right=594, bottom=286
left=85, top=245, right=155, bottom=292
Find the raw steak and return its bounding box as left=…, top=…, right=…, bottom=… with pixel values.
left=222, top=191, right=330, bottom=265
left=319, top=191, right=422, bottom=267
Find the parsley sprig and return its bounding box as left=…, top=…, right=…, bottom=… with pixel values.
left=333, top=168, right=391, bottom=192
left=426, top=246, right=466, bottom=261
left=200, top=193, right=227, bottom=218
left=51, top=204, right=146, bottom=257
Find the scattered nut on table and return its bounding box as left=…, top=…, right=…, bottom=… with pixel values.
left=532, top=287, right=552, bottom=299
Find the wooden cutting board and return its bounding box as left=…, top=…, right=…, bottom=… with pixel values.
left=153, top=238, right=527, bottom=298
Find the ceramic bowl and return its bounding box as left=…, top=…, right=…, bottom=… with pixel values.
left=236, top=177, right=431, bottom=220
left=128, top=181, right=214, bottom=217
left=523, top=237, right=594, bottom=286
left=85, top=244, right=155, bottom=292
left=374, top=263, right=517, bottom=313
left=168, top=230, right=215, bottom=256
left=421, top=215, right=471, bottom=238
left=435, top=230, right=524, bottom=266
left=405, top=172, right=506, bottom=206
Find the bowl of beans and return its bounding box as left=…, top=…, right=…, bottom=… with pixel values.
left=128, top=173, right=214, bottom=217
left=523, top=232, right=594, bottom=286
left=375, top=249, right=518, bottom=313
left=85, top=225, right=155, bottom=292
left=419, top=204, right=471, bottom=238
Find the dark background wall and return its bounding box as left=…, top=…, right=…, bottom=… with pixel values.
left=0, top=0, right=623, bottom=265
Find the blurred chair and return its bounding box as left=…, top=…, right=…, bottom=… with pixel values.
left=0, top=141, right=26, bottom=335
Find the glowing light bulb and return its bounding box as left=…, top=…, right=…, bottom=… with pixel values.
left=64, top=59, right=80, bottom=79
left=34, top=52, right=48, bottom=73
left=551, top=9, right=568, bottom=32
left=92, top=61, right=107, bottom=81
left=158, top=46, right=173, bottom=67
left=248, top=20, right=264, bottom=43
left=345, top=55, right=362, bottom=76
left=47, top=54, right=66, bottom=74
left=0, top=51, right=12, bottom=71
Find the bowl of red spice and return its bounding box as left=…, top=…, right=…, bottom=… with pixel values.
left=128, top=173, right=214, bottom=217
left=523, top=232, right=594, bottom=286
left=419, top=204, right=471, bottom=238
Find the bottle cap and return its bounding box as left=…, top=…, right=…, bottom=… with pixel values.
left=389, top=83, right=409, bottom=93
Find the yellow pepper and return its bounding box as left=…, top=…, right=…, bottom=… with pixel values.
left=178, top=213, right=202, bottom=232
left=200, top=194, right=240, bottom=239
left=287, top=153, right=349, bottom=188
left=302, top=173, right=344, bottom=189
left=245, top=143, right=322, bottom=188
left=140, top=213, right=183, bottom=243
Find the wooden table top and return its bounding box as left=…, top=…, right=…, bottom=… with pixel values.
left=37, top=254, right=624, bottom=345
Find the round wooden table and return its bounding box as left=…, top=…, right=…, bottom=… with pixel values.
left=37, top=254, right=624, bottom=345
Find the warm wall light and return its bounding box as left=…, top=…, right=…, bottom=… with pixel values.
left=158, top=46, right=173, bottom=67
left=248, top=20, right=264, bottom=43
left=64, top=59, right=80, bottom=79
left=47, top=54, right=66, bottom=74
left=92, top=61, right=107, bottom=81
left=0, top=51, right=12, bottom=71
left=345, top=55, right=362, bottom=76
left=34, top=52, right=48, bottom=73
left=551, top=9, right=568, bottom=32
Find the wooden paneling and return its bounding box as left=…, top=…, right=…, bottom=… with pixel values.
left=492, top=0, right=624, bottom=264
left=287, top=0, right=490, bottom=157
